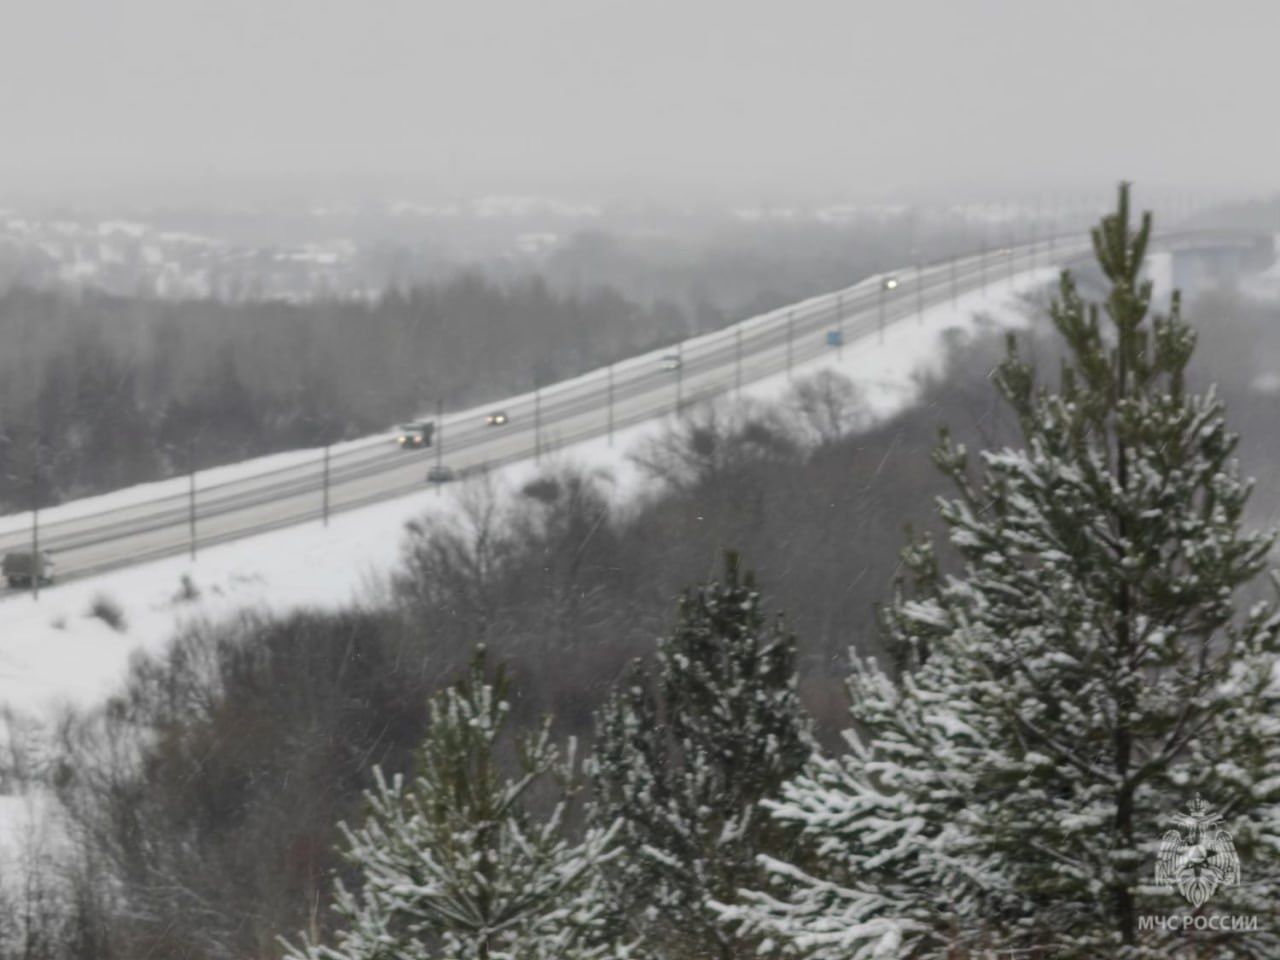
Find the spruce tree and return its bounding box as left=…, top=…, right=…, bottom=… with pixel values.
left=283, top=649, right=627, bottom=960
left=725, top=186, right=1280, bottom=959
left=592, top=552, right=813, bottom=959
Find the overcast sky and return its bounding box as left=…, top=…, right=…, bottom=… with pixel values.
left=1, top=0, right=1276, bottom=204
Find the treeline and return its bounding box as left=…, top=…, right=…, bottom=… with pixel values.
left=0, top=277, right=694, bottom=510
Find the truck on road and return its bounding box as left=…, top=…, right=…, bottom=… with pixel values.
left=397, top=422, right=436, bottom=449
left=3, top=551, right=56, bottom=588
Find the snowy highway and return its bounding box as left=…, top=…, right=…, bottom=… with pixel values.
left=0, top=235, right=1101, bottom=585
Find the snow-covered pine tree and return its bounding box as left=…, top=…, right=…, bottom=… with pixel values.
left=282, top=648, right=629, bottom=960
left=722, top=186, right=1280, bottom=959
left=592, top=552, right=814, bottom=960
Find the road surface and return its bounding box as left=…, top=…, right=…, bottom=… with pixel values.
left=0, top=237, right=1094, bottom=586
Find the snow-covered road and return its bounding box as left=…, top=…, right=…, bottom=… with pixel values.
left=0, top=268, right=1058, bottom=715
left=0, top=239, right=1085, bottom=586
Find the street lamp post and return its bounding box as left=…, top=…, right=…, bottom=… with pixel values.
left=534, top=386, right=542, bottom=463
left=878, top=275, right=898, bottom=343
left=916, top=264, right=924, bottom=323
left=786, top=311, right=794, bottom=378
left=29, top=447, right=40, bottom=602
left=606, top=363, right=614, bottom=447
left=675, top=342, right=684, bottom=415
left=878, top=283, right=885, bottom=342
left=187, top=439, right=197, bottom=562
left=435, top=398, right=444, bottom=495
left=322, top=444, right=331, bottom=526
left=835, top=292, right=844, bottom=359
left=735, top=327, right=742, bottom=398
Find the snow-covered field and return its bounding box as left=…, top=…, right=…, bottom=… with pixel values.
left=0, top=272, right=1050, bottom=720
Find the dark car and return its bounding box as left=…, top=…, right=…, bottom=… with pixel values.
left=3, top=551, right=56, bottom=588
left=485, top=411, right=509, bottom=426
left=426, top=464, right=456, bottom=484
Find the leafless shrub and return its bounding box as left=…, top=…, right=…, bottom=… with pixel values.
left=85, top=595, right=126, bottom=633
left=172, top=574, right=201, bottom=604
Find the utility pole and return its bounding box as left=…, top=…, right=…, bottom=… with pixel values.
left=187, top=438, right=197, bottom=562
left=915, top=264, right=924, bottom=323
left=835, top=292, right=844, bottom=359
left=786, top=311, right=794, bottom=378
left=1032, top=198, right=1040, bottom=272
left=877, top=280, right=887, bottom=343
left=1003, top=199, right=1013, bottom=268
left=675, top=342, right=684, bottom=415
left=534, top=386, right=542, bottom=463
left=606, top=363, right=614, bottom=447
left=321, top=444, right=330, bottom=526
left=735, top=327, right=743, bottom=398
left=435, top=399, right=444, bottom=495
left=29, top=447, right=39, bottom=602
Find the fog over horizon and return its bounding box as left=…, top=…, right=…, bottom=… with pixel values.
left=1, top=0, right=1277, bottom=208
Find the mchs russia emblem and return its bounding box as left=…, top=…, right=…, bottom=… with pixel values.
left=1155, top=795, right=1240, bottom=908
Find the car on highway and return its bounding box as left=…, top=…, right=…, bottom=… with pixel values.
left=397, top=421, right=435, bottom=449
left=660, top=353, right=682, bottom=371
left=485, top=411, right=509, bottom=426
left=426, top=464, right=456, bottom=484
left=3, top=550, right=56, bottom=588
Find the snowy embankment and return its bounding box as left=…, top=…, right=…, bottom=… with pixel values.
left=0, top=272, right=1051, bottom=719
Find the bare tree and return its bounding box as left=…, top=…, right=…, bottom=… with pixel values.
left=630, top=401, right=796, bottom=492
left=395, top=471, right=520, bottom=650
left=785, top=369, right=865, bottom=446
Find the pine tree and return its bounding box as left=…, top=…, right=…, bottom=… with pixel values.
left=724, top=186, right=1280, bottom=959
left=592, top=552, right=813, bottom=959
left=283, top=649, right=628, bottom=960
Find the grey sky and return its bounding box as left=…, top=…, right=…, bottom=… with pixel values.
left=1, top=0, right=1276, bottom=202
